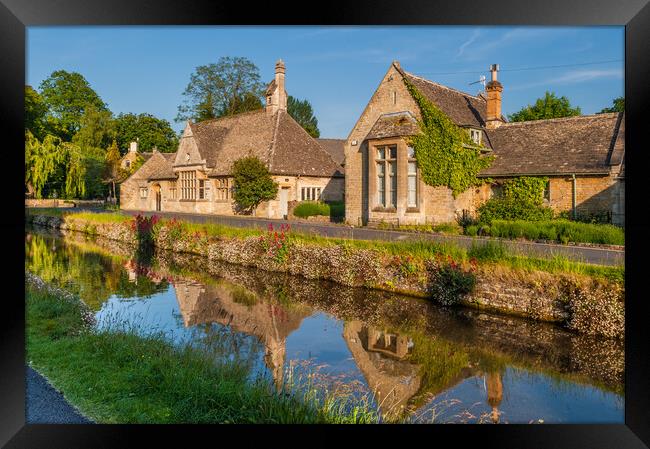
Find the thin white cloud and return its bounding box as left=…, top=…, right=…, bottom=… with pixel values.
left=509, top=68, right=623, bottom=91
left=455, top=29, right=481, bottom=59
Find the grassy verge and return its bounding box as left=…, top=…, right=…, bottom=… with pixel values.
left=485, top=219, right=624, bottom=246
left=28, top=210, right=624, bottom=282
left=26, top=275, right=379, bottom=424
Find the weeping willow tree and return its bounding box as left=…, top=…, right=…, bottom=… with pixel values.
left=25, top=130, right=86, bottom=199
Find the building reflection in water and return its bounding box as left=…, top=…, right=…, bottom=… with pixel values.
left=172, top=278, right=309, bottom=389
left=486, top=371, right=503, bottom=423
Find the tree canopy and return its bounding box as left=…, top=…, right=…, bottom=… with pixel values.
left=39, top=70, right=108, bottom=140
left=114, top=113, right=179, bottom=153
left=287, top=96, right=320, bottom=138
left=25, top=85, right=50, bottom=140
left=176, top=57, right=265, bottom=123
left=508, top=91, right=581, bottom=122
left=231, top=156, right=278, bottom=214
left=599, top=97, right=624, bottom=114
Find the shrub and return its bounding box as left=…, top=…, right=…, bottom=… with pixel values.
left=328, top=201, right=345, bottom=218
left=130, top=214, right=160, bottom=249
left=488, top=219, right=624, bottom=246
left=558, top=210, right=613, bottom=225
left=432, top=222, right=463, bottom=234
left=428, top=257, right=477, bottom=306
left=468, top=241, right=508, bottom=262
left=477, top=197, right=554, bottom=224
left=293, top=201, right=330, bottom=218
left=231, top=156, right=278, bottom=214
left=563, top=280, right=624, bottom=339
left=465, top=225, right=479, bottom=236
left=259, top=223, right=291, bottom=263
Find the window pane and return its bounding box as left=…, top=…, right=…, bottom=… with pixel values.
left=408, top=175, right=416, bottom=207
left=389, top=161, right=397, bottom=207
left=408, top=161, right=417, bottom=174
left=377, top=147, right=385, bottom=160
left=407, top=146, right=415, bottom=158
left=389, top=146, right=397, bottom=159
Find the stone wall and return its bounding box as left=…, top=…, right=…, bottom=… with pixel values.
left=546, top=174, right=619, bottom=216
left=26, top=212, right=624, bottom=339
left=121, top=175, right=344, bottom=219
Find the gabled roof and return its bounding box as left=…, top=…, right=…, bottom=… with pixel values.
left=396, top=65, right=488, bottom=128
left=125, top=151, right=176, bottom=182
left=481, top=113, right=623, bottom=176
left=316, top=138, right=346, bottom=166
left=187, top=109, right=343, bottom=178
left=366, top=111, right=419, bottom=140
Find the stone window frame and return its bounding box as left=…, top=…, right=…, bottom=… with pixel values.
left=169, top=180, right=177, bottom=200
left=301, top=186, right=322, bottom=202
left=375, top=144, right=398, bottom=210
left=469, top=128, right=482, bottom=145
left=179, top=170, right=197, bottom=201
left=213, top=177, right=230, bottom=202
left=139, top=187, right=148, bottom=199
left=406, top=145, right=419, bottom=210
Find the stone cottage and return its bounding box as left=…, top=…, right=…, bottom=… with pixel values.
left=344, top=61, right=625, bottom=226
left=120, top=60, right=344, bottom=219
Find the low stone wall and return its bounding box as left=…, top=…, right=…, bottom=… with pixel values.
left=25, top=199, right=106, bottom=208
left=26, top=212, right=624, bottom=339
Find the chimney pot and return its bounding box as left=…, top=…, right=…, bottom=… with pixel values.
left=129, top=141, right=138, bottom=153
left=485, top=64, right=504, bottom=129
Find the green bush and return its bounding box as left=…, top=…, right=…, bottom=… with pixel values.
left=487, top=219, right=624, bottom=245
left=429, top=261, right=477, bottom=306
left=328, top=201, right=345, bottom=218
left=465, top=225, right=479, bottom=236
left=468, top=241, right=508, bottom=262
left=293, top=201, right=330, bottom=218
left=477, top=197, right=554, bottom=224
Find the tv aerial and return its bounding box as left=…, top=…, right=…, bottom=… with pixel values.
left=469, top=75, right=486, bottom=89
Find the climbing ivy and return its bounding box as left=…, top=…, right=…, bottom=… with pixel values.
left=502, top=177, right=548, bottom=206
left=403, top=78, right=494, bottom=198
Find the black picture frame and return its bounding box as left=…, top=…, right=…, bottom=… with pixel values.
left=2, top=0, right=649, bottom=446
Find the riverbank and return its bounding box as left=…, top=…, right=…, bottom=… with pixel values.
left=25, top=272, right=379, bottom=424
left=26, top=211, right=625, bottom=338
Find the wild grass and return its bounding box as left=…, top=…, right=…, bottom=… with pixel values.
left=32, top=211, right=623, bottom=282
left=487, top=219, right=624, bottom=246
left=26, top=280, right=378, bottom=424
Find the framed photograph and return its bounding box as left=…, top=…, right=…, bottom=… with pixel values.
left=4, top=0, right=649, bottom=446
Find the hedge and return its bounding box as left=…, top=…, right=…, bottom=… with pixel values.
left=488, top=219, right=624, bottom=246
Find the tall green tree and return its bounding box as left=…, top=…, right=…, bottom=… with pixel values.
left=231, top=156, right=278, bottom=214
left=114, top=113, right=179, bottom=153
left=104, top=140, right=127, bottom=201
left=25, top=85, right=49, bottom=140
left=599, top=97, right=624, bottom=113
left=176, top=56, right=265, bottom=123
left=508, top=91, right=581, bottom=122
left=25, top=131, right=86, bottom=199
left=39, top=70, right=108, bottom=140
left=287, top=96, right=320, bottom=138
left=72, top=106, right=116, bottom=151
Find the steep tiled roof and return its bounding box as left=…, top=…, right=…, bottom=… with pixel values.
left=125, top=151, right=176, bottom=182
left=188, top=109, right=342, bottom=178
left=400, top=69, right=488, bottom=128
left=366, top=111, right=419, bottom=140
left=316, top=138, right=346, bottom=166
left=481, top=113, right=623, bottom=176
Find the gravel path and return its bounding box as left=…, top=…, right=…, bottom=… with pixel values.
left=26, top=366, right=93, bottom=424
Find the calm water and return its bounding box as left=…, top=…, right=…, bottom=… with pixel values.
left=25, top=229, right=624, bottom=423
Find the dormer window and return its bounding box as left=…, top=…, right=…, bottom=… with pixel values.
left=469, top=129, right=482, bottom=145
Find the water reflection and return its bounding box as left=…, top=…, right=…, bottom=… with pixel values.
left=25, top=229, right=624, bottom=423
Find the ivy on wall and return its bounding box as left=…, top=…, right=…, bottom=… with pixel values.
left=502, top=177, right=548, bottom=206
left=403, top=78, right=494, bottom=198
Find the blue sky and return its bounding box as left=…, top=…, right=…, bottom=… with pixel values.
left=27, top=26, right=624, bottom=138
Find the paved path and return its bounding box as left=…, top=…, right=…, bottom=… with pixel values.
left=120, top=209, right=624, bottom=267
left=26, top=366, right=92, bottom=424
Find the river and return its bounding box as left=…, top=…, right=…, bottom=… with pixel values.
left=25, top=228, right=624, bottom=424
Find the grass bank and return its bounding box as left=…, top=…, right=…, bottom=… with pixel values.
left=26, top=210, right=625, bottom=337
left=26, top=273, right=379, bottom=424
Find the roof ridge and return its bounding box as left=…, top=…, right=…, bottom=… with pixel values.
left=404, top=70, right=483, bottom=101
left=267, top=110, right=282, bottom=171
left=498, top=112, right=620, bottom=127
left=192, top=108, right=266, bottom=126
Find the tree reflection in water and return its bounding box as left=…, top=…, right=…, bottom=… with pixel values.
left=25, top=229, right=625, bottom=423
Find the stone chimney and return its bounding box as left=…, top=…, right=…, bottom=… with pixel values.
left=129, top=141, right=138, bottom=153
left=485, top=64, right=504, bottom=129
left=266, top=59, right=287, bottom=114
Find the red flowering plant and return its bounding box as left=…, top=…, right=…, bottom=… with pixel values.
left=428, top=254, right=477, bottom=306
left=165, top=217, right=184, bottom=244
left=259, top=223, right=291, bottom=263
left=130, top=214, right=161, bottom=249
